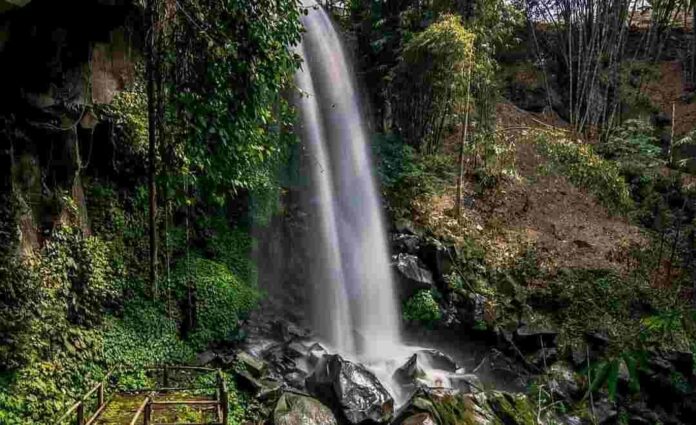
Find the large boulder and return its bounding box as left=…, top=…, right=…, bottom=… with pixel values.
left=274, top=392, right=338, bottom=425
left=306, top=354, right=394, bottom=424
left=393, top=254, right=435, bottom=300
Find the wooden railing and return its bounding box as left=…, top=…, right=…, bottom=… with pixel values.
left=56, top=370, right=112, bottom=425
left=134, top=366, right=229, bottom=425
left=58, top=365, right=229, bottom=425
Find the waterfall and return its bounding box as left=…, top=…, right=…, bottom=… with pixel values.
left=294, top=0, right=402, bottom=359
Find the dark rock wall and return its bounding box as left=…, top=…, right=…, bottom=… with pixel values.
left=0, top=0, right=142, bottom=249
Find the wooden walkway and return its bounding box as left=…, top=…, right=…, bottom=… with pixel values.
left=57, top=366, right=229, bottom=425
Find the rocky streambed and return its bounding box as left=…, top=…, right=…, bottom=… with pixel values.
left=231, top=219, right=696, bottom=425
left=196, top=314, right=544, bottom=425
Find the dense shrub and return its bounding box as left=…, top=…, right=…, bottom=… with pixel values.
left=374, top=133, right=455, bottom=219
left=104, top=300, right=194, bottom=372
left=599, top=119, right=663, bottom=171
left=534, top=131, right=633, bottom=213
left=169, top=256, right=259, bottom=351
left=403, top=290, right=442, bottom=326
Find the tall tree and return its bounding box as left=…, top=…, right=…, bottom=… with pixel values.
left=146, top=0, right=159, bottom=297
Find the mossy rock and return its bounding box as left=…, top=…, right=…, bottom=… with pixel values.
left=274, top=392, right=337, bottom=425
left=395, top=388, right=543, bottom=425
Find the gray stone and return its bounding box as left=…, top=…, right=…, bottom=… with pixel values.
left=307, top=354, right=394, bottom=424
left=547, top=362, right=581, bottom=401
left=307, top=342, right=328, bottom=368
left=392, top=233, right=421, bottom=255
left=238, top=351, right=267, bottom=378
left=514, top=325, right=558, bottom=351
left=449, top=373, right=482, bottom=393
left=274, top=392, right=338, bottom=425
left=393, top=253, right=435, bottom=300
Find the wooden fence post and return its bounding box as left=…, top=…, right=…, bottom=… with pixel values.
left=163, top=365, right=169, bottom=388
left=98, top=382, right=104, bottom=407
left=144, top=401, right=151, bottom=425
left=221, top=388, right=229, bottom=425
left=76, top=403, right=84, bottom=425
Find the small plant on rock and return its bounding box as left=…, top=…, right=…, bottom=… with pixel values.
left=403, top=290, right=442, bottom=327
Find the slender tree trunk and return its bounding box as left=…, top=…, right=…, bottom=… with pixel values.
left=456, top=61, right=473, bottom=221
left=146, top=0, right=159, bottom=297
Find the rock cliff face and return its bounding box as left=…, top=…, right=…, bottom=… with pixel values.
left=0, top=0, right=142, bottom=250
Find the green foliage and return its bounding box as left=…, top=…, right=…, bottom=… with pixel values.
left=204, top=218, right=257, bottom=285
left=618, top=62, right=660, bottom=116
left=103, top=300, right=195, bottom=372
left=42, top=225, right=119, bottom=326
left=587, top=352, right=645, bottom=400
left=0, top=327, right=106, bottom=424
left=373, top=132, right=455, bottom=219
left=391, top=14, right=476, bottom=152
left=600, top=119, right=663, bottom=171
left=403, top=290, right=442, bottom=326
left=164, top=0, right=302, bottom=203
left=534, top=131, right=633, bottom=213
left=169, top=256, right=259, bottom=351
left=100, top=80, right=148, bottom=154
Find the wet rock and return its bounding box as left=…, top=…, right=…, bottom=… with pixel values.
left=393, top=254, right=435, bottom=300
left=257, top=379, right=284, bottom=402
left=392, top=233, right=421, bottom=255
left=419, top=239, right=456, bottom=282
left=306, top=354, right=394, bottom=424
left=514, top=325, right=558, bottom=352
left=455, top=292, right=491, bottom=328
left=272, top=320, right=310, bottom=343
left=196, top=350, right=217, bottom=366
left=238, top=351, right=268, bottom=378
left=307, top=342, right=328, bottom=368
left=526, top=347, right=558, bottom=369
left=394, top=219, right=419, bottom=236
left=274, top=392, right=338, bottom=425
left=593, top=399, right=618, bottom=425
left=649, top=349, right=694, bottom=377
left=284, top=370, right=308, bottom=390
left=449, top=373, right=483, bottom=393
left=547, top=362, right=581, bottom=401
left=559, top=415, right=583, bottom=425
left=393, top=349, right=459, bottom=389
left=585, top=331, right=610, bottom=349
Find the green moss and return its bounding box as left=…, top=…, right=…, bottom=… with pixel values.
left=484, top=392, right=537, bottom=425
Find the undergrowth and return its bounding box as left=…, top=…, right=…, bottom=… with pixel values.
left=533, top=131, right=633, bottom=214
left=0, top=183, right=261, bottom=424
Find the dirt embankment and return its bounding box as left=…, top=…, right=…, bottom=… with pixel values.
left=416, top=102, right=647, bottom=275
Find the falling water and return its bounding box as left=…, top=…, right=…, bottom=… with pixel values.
left=294, top=0, right=402, bottom=359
